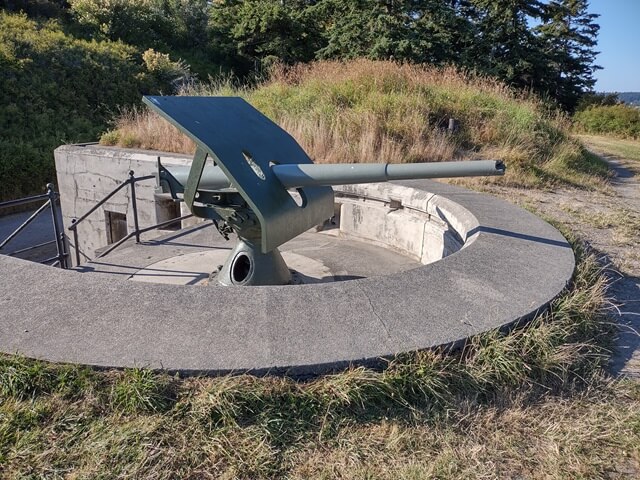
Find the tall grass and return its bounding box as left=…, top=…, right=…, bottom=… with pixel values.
left=101, top=60, right=609, bottom=189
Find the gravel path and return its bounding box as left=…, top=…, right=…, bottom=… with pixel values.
left=589, top=155, right=640, bottom=378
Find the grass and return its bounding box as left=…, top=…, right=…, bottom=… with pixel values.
left=578, top=134, right=640, bottom=163
left=2, top=237, right=637, bottom=478
left=561, top=204, right=640, bottom=246
left=100, top=60, right=610, bottom=191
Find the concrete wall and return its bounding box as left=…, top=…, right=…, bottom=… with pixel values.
left=54, top=144, right=197, bottom=265
left=55, top=145, right=473, bottom=267
left=334, top=183, right=470, bottom=264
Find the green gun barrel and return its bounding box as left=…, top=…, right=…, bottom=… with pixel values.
left=160, top=159, right=505, bottom=193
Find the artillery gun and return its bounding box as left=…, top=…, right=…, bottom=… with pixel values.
left=144, top=96, right=505, bottom=286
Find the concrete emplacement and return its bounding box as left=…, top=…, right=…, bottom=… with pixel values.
left=0, top=145, right=576, bottom=376
left=117, top=182, right=468, bottom=287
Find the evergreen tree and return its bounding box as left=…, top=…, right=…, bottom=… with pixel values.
left=537, top=0, right=600, bottom=111
left=312, top=0, right=412, bottom=61
left=4, top=0, right=603, bottom=110
left=209, top=0, right=321, bottom=74
left=313, top=0, right=468, bottom=64
left=411, top=0, right=476, bottom=65
left=465, top=0, right=547, bottom=90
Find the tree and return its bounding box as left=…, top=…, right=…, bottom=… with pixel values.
left=464, top=0, right=547, bottom=90
left=537, top=0, right=600, bottom=111
left=69, top=0, right=170, bottom=47
left=312, top=0, right=469, bottom=64
left=0, top=0, right=70, bottom=19
left=208, top=0, right=321, bottom=75
left=575, top=91, right=619, bottom=111
left=161, top=0, right=210, bottom=49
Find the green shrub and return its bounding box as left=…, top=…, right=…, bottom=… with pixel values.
left=573, top=104, right=640, bottom=139
left=69, top=0, right=169, bottom=47
left=0, top=12, right=186, bottom=201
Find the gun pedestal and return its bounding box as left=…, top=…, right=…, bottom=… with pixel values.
left=215, top=239, right=290, bottom=286
left=144, top=96, right=506, bottom=286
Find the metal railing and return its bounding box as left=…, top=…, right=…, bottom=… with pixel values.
left=0, top=184, right=69, bottom=268
left=68, top=170, right=192, bottom=265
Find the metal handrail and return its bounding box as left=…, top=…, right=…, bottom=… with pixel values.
left=0, top=184, right=69, bottom=268
left=69, top=170, right=192, bottom=265
left=0, top=192, right=49, bottom=209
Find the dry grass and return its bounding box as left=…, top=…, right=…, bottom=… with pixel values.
left=578, top=135, right=640, bottom=172
left=561, top=205, right=640, bottom=246
left=286, top=385, right=640, bottom=479
left=101, top=60, right=609, bottom=190
left=101, top=107, right=196, bottom=154
left=3, top=382, right=638, bottom=479
left=278, top=113, right=457, bottom=165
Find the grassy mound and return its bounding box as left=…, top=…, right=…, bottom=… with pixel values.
left=1, top=235, right=634, bottom=478
left=102, top=60, right=609, bottom=189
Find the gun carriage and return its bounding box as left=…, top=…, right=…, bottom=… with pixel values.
left=145, top=96, right=505, bottom=286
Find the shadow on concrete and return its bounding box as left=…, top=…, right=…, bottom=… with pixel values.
left=291, top=270, right=365, bottom=284
left=433, top=205, right=570, bottom=250
left=76, top=261, right=208, bottom=277
left=144, top=222, right=213, bottom=244
left=466, top=226, right=571, bottom=248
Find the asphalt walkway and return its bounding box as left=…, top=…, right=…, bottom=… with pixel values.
left=0, top=205, right=60, bottom=262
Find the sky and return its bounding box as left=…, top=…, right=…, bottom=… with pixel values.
left=588, top=0, right=640, bottom=92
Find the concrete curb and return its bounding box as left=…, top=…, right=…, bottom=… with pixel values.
left=0, top=180, right=575, bottom=376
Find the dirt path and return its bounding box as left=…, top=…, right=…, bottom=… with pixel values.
left=599, top=156, right=640, bottom=378
left=486, top=147, right=640, bottom=379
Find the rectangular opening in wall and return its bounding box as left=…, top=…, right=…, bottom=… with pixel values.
left=105, top=211, right=127, bottom=244
left=154, top=194, right=181, bottom=231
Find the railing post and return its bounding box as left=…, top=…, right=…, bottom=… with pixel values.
left=47, top=183, right=67, bottom=269
left=70, top=218, right=80, bottom=266
left=129, top=170, right=141, bottom=243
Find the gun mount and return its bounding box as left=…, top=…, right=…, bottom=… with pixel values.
left=143, top=96, right=505, bottom=286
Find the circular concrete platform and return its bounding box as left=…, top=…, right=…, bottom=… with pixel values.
left=130, top=250, right=337, bottom=285
left=89, top=227, right=421, bottom=286
left=0, top=180, right=575, bottom=376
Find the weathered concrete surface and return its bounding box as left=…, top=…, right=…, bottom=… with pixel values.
left=54, top=144, right=200, bottom=265
left=0, top=178, right=574, bottom=375
left=336, top=183, right=468, bottom=264
left=84, top=225, right=420, bottom=285
left=54, top=145, right=463, bottom=268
